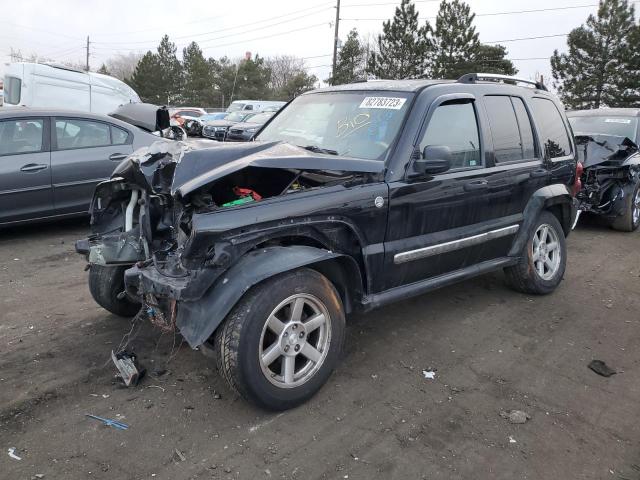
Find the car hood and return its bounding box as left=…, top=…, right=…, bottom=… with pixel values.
left=574, top=133, right=639, bottom=168
left=112, top=140, right=385, bottom=198
left=202, top=120, right=235, bottom=127
left=110, top=103, right=170, bottom=132
left=229, top=121, right=262, bottom=131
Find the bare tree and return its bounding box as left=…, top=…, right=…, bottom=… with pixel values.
left=266, top=55, right=306, bottom=92
left=105, top=53, right=144, bottom=81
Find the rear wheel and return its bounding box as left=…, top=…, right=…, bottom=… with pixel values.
left=504, top=211, right=567, bottom=295
left=88, top=265, right=141, bottom=317
left=213, top=268, right=345, bottom=410
left=610, top=180, right=640, bottom=232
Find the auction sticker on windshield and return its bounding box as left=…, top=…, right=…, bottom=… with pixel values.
left=359, top=97, right=407, bottom=109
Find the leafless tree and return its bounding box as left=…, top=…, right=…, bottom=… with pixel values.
left=105, top=53, right=144, bottom=81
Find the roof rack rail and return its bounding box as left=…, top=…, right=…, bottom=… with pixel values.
left=457, top=73, right=547, bottom=91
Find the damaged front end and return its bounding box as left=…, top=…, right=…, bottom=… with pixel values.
left=575, top=134, right=640, bottom=218
left=77, top=140, right=383, bottom=346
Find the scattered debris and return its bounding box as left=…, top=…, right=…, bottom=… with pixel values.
left=85, top=414, right=129, bottom=430
left=146, top=385, right=166, bottom=392
left=33, top=474, right=45, bottom=479
left=111, top=350, right=146, bottom=387
left=588, top=359, right=617, bottom=377
left=7, top=447, right=21, bottom=460
left=173, top=448, right=186, bottom=462
left=213, top=391, right=222, bottom=400
left=422, top=370, right=436, bottom=380
left=508, top=436, right=517, bottom=444
left=500, top=410, right=530, bottom=424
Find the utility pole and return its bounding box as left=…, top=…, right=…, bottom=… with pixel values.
left=331, top=0, right=341, bottom=85
left=85, top=36, right=90, bottom=71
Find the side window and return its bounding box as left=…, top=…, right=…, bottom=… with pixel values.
left=4, top=76, right=22, bottom=105
left=244, top=104, right=254, bottom=110
left=0, top=119, right=44, bottom=156
left=483, top=96, right=523, bottom=162
left=511, top=98, right=536, bottom=159
left=55, top=119, right=111, bottom=150
left=111, top=125, right=130, bottom=145
left=420, top=101, right=481, bottom=169
left=530, top=98, right=572, bottom=158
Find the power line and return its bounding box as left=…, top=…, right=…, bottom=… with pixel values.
left=486, top=33, right=569, bottom=43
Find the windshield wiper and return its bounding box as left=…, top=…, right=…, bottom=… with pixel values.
left=301, top=145, right=338, bottom=156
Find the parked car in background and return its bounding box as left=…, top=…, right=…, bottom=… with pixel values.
left=226, top=100, right=285, bottom=113
left=567, top=108, right=640, bottom=231
left=226, top=111, right=274, bottom=141
left=2, top=62, right=140, bottom=114
left=183, top=112, right=228, bottom=137
left=79, top=74, right=579, bottom=410
left=169, top=107, right=207, bottom=126
left=202, top=111, right=255, bottom=140
left=0, top=108, right=166, bottom=227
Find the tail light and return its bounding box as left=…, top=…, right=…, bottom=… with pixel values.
left=572, top=161, right=584, bottom=197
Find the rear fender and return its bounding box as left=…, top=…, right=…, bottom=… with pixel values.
left=508, top=184, right=575, bottom=256
left=176, top=245, right=362, bottom=348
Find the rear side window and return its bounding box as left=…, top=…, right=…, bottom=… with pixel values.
left=111, top=125, right=130, bottom=145
left=484, top=96, right=536, bottom=162
left=530, top=98, right=572, bottom=158
left=0, top=119, right=44, bottom=155
left=420, top=101, right=481, bottom=169
left=56, top=119, right=111, bottom=150
left=4, top=76, right=22, bottom=105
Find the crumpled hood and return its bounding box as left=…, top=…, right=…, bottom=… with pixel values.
left=575, top=133, right=639, bottom=168
left=111, top=140, right=385, bottom=198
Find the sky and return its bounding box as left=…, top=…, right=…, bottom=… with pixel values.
left=0, top=0, right=635, bottom=90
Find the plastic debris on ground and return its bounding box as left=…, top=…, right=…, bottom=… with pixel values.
left=7, top=447, right=21, bottom=460
left=85, top=414, right=129, bottom=430
left=111, top=350, right=146, bottom=386
left=508, top=436, right=517, bottom=444
left=588, top=359, right=617, bottom=377
left=422, top=370, right=436, bottom=380
left=500, top=410, right=530, bottom=424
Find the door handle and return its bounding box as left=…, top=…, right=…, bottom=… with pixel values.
left=109, top=153, right=128, bottom=161
left=20, top=163, right=48, bottom=172
left=530, top=168, right=549, bottom=178
left=463, top=179, right=489, bottom=192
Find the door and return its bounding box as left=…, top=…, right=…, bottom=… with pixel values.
left=383, top=96, right=508, bottom=290
left=51, top=118, right=133, bottom=215
left=0, top=117, right=52, bottom=224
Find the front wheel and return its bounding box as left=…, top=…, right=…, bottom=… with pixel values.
left=504, top=210, right=567, bottom=295
left=610, top=180, right=640, bottom=232
left=88, top=265, right=141, bottom=317
left=213, top=268, right=345, bottom=410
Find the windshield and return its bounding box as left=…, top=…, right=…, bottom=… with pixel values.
left=246, top=112, right=273, bottom=124
left=257, top=91, right=412, bottom=160
left=202, top=113, right=227, bottom=121
left=227, top=102, right=245, bottom=112
left=569, top=115, right=638, bottom=141
left=226, top=111, right=252, bottom=122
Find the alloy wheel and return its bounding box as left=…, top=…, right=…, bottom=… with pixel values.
left=532, top=224, right=561, bottom=281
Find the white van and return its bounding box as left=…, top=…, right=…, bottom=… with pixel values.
left=2, top=62, right=141, bottom=114
left=226, top=100, right=285, bottom=113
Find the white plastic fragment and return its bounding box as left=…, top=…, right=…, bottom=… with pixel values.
left=8, top=447, right=21, bottom=460
left=422, top=370, right=436, bottom=380
left=508, top=436, right=517, bottom=444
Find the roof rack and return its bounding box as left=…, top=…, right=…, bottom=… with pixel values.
left=457, top=73, right=547, bottom=91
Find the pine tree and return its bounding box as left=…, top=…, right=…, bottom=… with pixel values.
left=129, top=51, right=164, bottom=104
left=96, top=63, right=110, bottom=75
left=431, top=0, right=480, bottom=79
left=551, top=0, right=640, bottom=108
left=328, top=29, right=366, bottom=85
left=367, top=0, right=432, bottom=79
left=182, top=42, right=217, bottom=106
left=279, top=71, right=318, bottom=99
left=473, top=44, right=517, bottom=76
left=233, top=54, right=272, bottom=100
left=156, top=35, right=183, bottom=105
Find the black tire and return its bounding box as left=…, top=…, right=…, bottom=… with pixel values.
left=88, top=265, right=141, bottom=317
left=504, top=210, right=567, bottom=295
left=610, top=180, right=640, bottom=232
left=213, top=268, right=345, bottom=411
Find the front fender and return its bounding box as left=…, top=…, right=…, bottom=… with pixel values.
left=176, top=245, right=353, bottom=348
left=508, top=184, right=575, bottom=257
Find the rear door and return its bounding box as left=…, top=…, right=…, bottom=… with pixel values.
left=51, top=117, right=133, bottom=215
left=0, top=116, right=52, bottom=224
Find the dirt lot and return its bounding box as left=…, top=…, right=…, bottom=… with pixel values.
left=1, top=217, right=639, bottom=480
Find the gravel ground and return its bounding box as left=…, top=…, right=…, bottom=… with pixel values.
left=0, top=216, right=639, bottom=480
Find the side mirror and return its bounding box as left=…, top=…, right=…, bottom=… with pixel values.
left=413, top=145, right=452, bottom=176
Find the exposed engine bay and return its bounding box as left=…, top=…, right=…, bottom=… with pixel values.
left=574, top=134, right=640, bottom=219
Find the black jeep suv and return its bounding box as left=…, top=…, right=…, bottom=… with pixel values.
left=77, top=73, right=579, bottom=410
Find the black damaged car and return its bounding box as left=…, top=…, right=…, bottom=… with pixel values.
left=77, top=74, right=579, bottom=410
left=567, top=108, right=640, bottom=232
